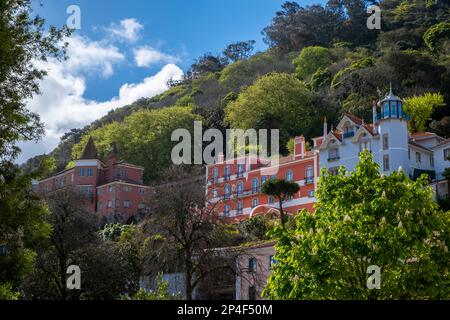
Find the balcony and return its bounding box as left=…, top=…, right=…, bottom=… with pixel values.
left=328, top=156, right=340, bottom=162
left=305, top=177, right=314, bottom=184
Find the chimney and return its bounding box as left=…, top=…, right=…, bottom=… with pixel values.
left=372, top=101, right=378, bottom=134
left=323, top=117, right=328, bottom=139
left=294, top=135, right=306, bottom=159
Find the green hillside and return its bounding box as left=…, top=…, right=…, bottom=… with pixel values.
left=23, top=0, right=450, bottom=183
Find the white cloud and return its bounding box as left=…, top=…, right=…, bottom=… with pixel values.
left=64, top=36, right=125, bottom=77
left=107, top=18, right=143, bottom=42
left=17, top=35, right=183, bottom=164
left=133, top=46, right=181, bottom=67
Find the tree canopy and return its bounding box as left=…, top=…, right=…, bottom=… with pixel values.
left=264, top=151, right=450, bottom=299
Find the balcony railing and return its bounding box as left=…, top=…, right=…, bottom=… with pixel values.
left=328, top=156, right=340, bottom=162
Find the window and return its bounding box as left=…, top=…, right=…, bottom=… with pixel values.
left=430, top=155, right=434, bottom=168
left=408, top=148, right=411, bottom=159
left=416, top=152, right=421, bottom=163
left=107, top=200, right=112, bottom=208
left=139, top=188, right=145, bottom=194
left=237, top=201, right=243, bottom=215
left=268, top=196, right=274, bottom=204
left=306, top=166, right=313, bottom=183
left=360, top=141, right=369, bottom=152
left=248, top=258, right=257, bottom=273
left=252, top=198, right=259, bottom=208
left=224, top=166, right=230, bottom=180
left=213, top=167, right=218, bottom=181
left=108, top=186, right=113, bottom=192
left=124, top=186, right=131, bottom=192
left=97, top=201, right=102, bottom=210
left=86, top=168, right=93, bottom=177
left=212, top=189, right=218, bottom=198
left=123, top=200, right=131, bottom=208
left=383, top=154, right=390, bottom=171
left=261, top=176, right=268, bottom=185
left=329, top=167, right=339, bottom=176
left=383, top=134, right=389, bottom=150
left=328, top=148, right=339, bottom=161
left=138, top=203, right=145, bottom=210
left=223, top=205, right=230, bottom=217
left=269, top=255, right=276, bottom=268
left=237, top=164, right=244, bottom=177
left=224, top=184, right=230, bottom=199
left=271, top=174, right=277, bottom=180
left=383, top=102, right=389, bottom=118
left=248, top=286, right=256, bottom=300
left=97, top=189, right=102, bottom=196
left=286, top=170, right=293, bottom=181
left=237, top=181, right=243, bottom=196
left=252, top=178, right=259, bottom=194
left=308, top=190, right=315, bottom=198
left=391, top=101, right=398, bottom=117
left=79, top=168, right=85, bottom=176
left=444, top=148, right=450, bottom=161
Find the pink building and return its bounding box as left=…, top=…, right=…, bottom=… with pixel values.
left=36, top=137, right=152, bottom=223
left=205, top=136, right=319, bottom=223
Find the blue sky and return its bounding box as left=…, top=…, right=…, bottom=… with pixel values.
left=20, top=0, right=325, bottom=163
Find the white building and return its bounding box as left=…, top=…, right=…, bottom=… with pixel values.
left=315, top=87, right=449, bottom=200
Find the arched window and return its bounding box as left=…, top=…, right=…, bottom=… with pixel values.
left=383, top=102, right=389, bottom=118
left=252, top=198, right=259, bottom=208
left=286, top=170, right=293, bottom=181
left=237, top=201, right=243, bottom=214
left=237, top=181, right=243, bottom=196
left=252, top=178, right=259, bottom=193
left=224, top=205, right=230, bottom=217
left=224, top=166, right=230, bottom=180
left=261, top=176, right=268, bottom=185
left=224, top=184, right=230, bottom=199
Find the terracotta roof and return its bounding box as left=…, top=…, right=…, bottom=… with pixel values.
left=332, top=130, right=343, bottom=141
left=410, top=132, right=437, bottom=139
left=344, top=113, right=363, bottom=125
left=79, top=137, right=98, bottom=160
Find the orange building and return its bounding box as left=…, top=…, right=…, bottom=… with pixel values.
left=206, top=136, right=319, bottom=223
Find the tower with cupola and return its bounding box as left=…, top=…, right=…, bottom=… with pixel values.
left=373, top=85, right=410, bottom=175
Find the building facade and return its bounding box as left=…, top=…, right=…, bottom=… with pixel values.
left=205, top=136, right=319, bottom=223
left=318, top=88, right=449, bottom=200
left=35, top=138, right=152, bottom=222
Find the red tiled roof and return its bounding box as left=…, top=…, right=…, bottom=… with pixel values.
left=332, top=130, right=343, bottom=141
left=410, top=132, right=436, bottom=139
left=344, top=113, right=363, bottom=125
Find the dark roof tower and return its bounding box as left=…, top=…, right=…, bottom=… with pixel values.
left=79, top=136, right=98, bottom=160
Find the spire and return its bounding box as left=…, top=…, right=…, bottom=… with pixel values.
left=79, top=136, right=98, bottom=160
left=389, top=82, right=393, bottom=96
left=323, top=116, right=328, bottom=138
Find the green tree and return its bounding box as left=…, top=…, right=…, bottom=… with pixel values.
left=222, top=40, right=256, bottom=63
left=225, top=73, right=312, bottom=154
left=404, top=92, right=445, bottom=132
left=121, top=274, right=180, bottom=300
left=261, top=179, right=300, bottom=228
left=0, top=0, right=68, bottom=296
left=264, top=151, right=450, bottom=299
left=293, top=46, right=331, bottom=79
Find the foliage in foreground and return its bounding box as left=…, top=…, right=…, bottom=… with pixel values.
left=264, top=151, right=450, bottom=300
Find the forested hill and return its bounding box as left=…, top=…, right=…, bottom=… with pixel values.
left=22, top=0, right=450, bottom=183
